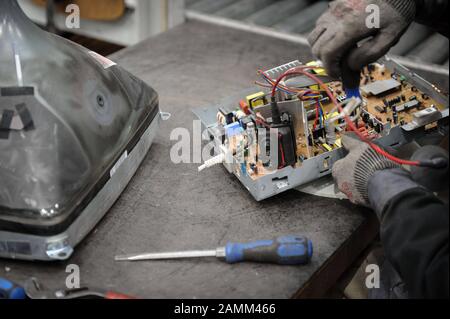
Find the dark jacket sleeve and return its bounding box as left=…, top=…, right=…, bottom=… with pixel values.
left=380, top=188, right=449, bottom=298
left=414, top=0, right=449, bottom=37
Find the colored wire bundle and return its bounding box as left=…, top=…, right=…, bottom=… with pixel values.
left=256, top=69, right=322, bottom=101
left=265, top=65, right=424, bottom=167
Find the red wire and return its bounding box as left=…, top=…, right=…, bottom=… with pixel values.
left=279, top=135, right=286, bottom=168
left=270, top=66, right=421, bottom=167
left=270, top=67, right=315, bottom=97
left=313, top=103, right=319, bottom=130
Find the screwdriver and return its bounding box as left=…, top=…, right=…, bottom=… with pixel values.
left=0, top=277, right=26, bottom=299
left=341, top=60, right=361, bottom=99
left=115, top=235, right=313, bottom=265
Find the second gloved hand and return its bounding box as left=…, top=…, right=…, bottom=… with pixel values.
left=332, top=133, right=400, bottom=206
left=308, top=0, right=416, bottom=79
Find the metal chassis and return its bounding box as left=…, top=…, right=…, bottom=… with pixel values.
left=193, top=58, right=449, bottom=201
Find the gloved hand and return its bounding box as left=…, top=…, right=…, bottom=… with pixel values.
left=308, top=0, right=416, bottom=80
left=332, top=133, right=400, bottom=206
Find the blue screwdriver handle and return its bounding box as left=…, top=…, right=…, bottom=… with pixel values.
left=0, top=277, right=26, bottom=299
left=225, top=235, right=313, bottom=265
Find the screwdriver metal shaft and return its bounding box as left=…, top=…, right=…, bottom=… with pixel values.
left=115, top=248, right=226, bottom=262
left=115, top=235, right=313, bottom=265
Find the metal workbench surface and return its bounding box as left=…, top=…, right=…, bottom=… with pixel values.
left=0, top=21, right=381, bottom=299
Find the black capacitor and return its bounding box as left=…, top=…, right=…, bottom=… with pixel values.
left=388, top=96, right=401, bottom=107
left=219, top=108, right=234, bottom=125
left=401, top=95, right=406, bottom=101
left=393, top=107, right=399, bottom=124
left=374, top=122, right=381, bottom=133
left=312, top=127, right=325, bottom=141
left=308, top=128, right=324, bottom=146
left=362, top=112, right=370, bottom=123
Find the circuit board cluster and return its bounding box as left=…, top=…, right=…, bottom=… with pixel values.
left=209, top=61, right=445, bottom=181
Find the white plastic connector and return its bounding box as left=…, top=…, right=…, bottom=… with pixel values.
left=198, top=145, right=232, bottom=172
left=342, top=97, right=362, bottom=116
left=198, top=153, right=225, bottom=172
left=327, top=97, right=362, bottom=123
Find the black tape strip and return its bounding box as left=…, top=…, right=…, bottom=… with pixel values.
left=15, top=103, right=34, bottom=130
left=0, top=110, right=14, bottom=140
left=0, top=87, right=34, bottom=97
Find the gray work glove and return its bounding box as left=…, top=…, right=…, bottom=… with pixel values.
left=332, top=133, right=400, bottom=207
left=308, top=0, right=416, bottom=79
left=368, top=168, right=424, bottom=218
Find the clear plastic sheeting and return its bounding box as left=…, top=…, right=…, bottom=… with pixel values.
left=0, top=0, right=158, bottom=228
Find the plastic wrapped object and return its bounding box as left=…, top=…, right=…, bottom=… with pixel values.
left=0, top=0, right=160, bottom=261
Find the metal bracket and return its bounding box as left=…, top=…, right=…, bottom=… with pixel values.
left=45, top=238, right=73, bottom=260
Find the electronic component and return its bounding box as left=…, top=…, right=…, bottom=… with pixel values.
left=274, top=123, right=297, bottom=168
left=309, top=127, right=326, bottom=146
left=384, top=96, right=402, bottom=108
left=374, top=122, right=382, bottom=133
left=322, top=143, right=333, bottom=152
left=246, top=92, right=267, bottom=109
left=306, top=61, right=327, bottom=75
left=239, top=100, right=251, bottom=115
left=362, top=112, right=370, bottom=123
left=285, top=75, right=333, bottom=90
left=375, top=105, right=385, bottom=113
left=361, top=79, right=401, bottom=97
left=412, top=107, right=442, bottom=126
left=194, top=58, right=448, bottom=202
left=395, top=100, right=420, bottom=113
left=337, top=95, right=347, bottom=103
left=393, top=108, right=399, bottom=124
left=239, top=116, right=253, bottom=130
left=225, top=122, right=243, bottom=137
left=218, top=108, right=234, bottom=125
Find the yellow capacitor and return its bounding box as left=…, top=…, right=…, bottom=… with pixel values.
left=306, top=61, right=327, bottom=76
left=322, top=143, right=333, bottom=152
left=246, top=92, right=267, bottom=109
